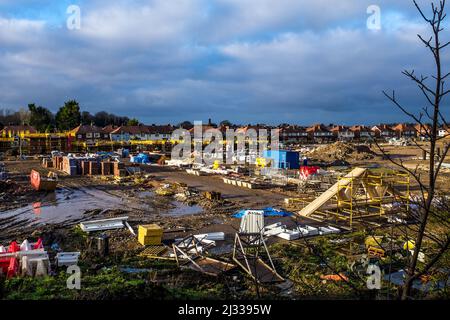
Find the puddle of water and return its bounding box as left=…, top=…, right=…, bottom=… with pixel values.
left=137, top=191, right=154, bottom=199
left=0, top=188, right=137, bottom=226
left=0, top=188, right=205, bottom=228
left=166, top=201, right=203, bottom=216
left=137, top=190, right=204, bottom=217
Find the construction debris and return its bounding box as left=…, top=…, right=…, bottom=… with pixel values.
left=55, top=252, right=80, bottom=267
left=138, top=224, right=163, bottom=246
left=139, top=245, right=171, bottom=260
left=172, top=235, right=235, bottom=276
left=80, top=216, right=132, bottom=233
left=232, top=231, right=284, bottom=284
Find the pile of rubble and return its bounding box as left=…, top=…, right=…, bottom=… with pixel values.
left=307, top=142, right=375, bottom=162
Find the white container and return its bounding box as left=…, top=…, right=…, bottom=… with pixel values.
left=303, top=225, right=319, bottom=236
left=277, top=229, right=301, bottom=241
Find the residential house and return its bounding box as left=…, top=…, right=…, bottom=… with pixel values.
left=0, top=125, right=37, bottom=138
left=331, top=125, right=354, bottom=141
left=438, top=125, right=450, bottom=138
left=279, top=125, right=308, bottom=143
left=69, top=125, right=106, bottom=146
left=110, top=125, right=149, bottom=142
left=146, top=125, right=174, bottom=140
left=371, top=124, right=397, bottom=139
left=102, top=125, right=119, bottom=140
left=350, top=125, right=373, bottom=140
left=392, top=123, right=417, bottom=139
left=414, top=123, right=431, bottom=140
left=306, top=124, right=334, bottom=141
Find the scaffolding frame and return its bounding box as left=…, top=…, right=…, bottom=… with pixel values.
left=296, top=168, right=411, bottom=229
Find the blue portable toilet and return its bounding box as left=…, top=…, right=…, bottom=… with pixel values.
left=262, top=150, right=300, bottom=169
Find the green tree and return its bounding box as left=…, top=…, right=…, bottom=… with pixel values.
left=177, top=121, right=193, bottom=129
left=28, top=103, right=54, bottom=132
left=220, top=120, right=233, bottom=127
left=81, top=111, right=95, bottom=125
left=55, top=100, right=81, bottom=131
left=127, top=118, right=140, bottom=126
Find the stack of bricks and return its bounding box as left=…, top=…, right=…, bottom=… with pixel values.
left=101, top=162, right=112, bottom=176
left=52, top=156, right=63, bottom=171
left=113, top=162, right=126, bottom=177
left=81, top=161, right=90, bottom=176
left=89, top=161, right=99, bottom=175
left=42, top=159, right=54, bottom=168
left=62, top=157, right=77, bottom=176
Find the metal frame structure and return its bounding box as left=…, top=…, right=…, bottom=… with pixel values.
left=296, top=168, right=411, bottom=229
left=232, top=232, right=284, bottom=284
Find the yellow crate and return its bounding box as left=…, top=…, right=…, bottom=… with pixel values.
left=138, top=224, right=163, bottom=237
left=138, top=234, right=162, bottom=246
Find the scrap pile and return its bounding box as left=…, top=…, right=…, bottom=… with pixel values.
left=264, top=222, right=340, bottom=241
left=306, top=142, right=375, bottom=162
left=133, top=221, right=234, bottom=276
left=172, top=233, right=234, bottom=276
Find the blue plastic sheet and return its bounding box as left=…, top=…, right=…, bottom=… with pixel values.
left=131, top=153, right=150, bottom=164
left=232, top=207, right=293, bottom=218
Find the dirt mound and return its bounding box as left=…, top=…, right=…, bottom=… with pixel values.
left=307, top=142, right=376, bottom=162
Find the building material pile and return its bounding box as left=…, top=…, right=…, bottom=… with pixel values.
left=49, top=155, right=125, bottom=177
left=306, top=142, right=375, bottom=162
left=41, top=158, right=54, bottom=168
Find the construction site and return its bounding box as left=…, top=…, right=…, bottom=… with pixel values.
left=1, top=136, right=449, bottom=300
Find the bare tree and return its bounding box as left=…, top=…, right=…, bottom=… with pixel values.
left=381, top=0, right=450, bottom=300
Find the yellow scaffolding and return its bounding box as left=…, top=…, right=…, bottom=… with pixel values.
left=299, top=168, right=411, bottom=229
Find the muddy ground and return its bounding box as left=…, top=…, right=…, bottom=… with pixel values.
left=0, top=160, right=290, bottom=242
left=1, top=142, right=449, bottom=300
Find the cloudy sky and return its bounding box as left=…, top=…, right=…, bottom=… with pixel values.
left=0, top=0, right=449, bottom=125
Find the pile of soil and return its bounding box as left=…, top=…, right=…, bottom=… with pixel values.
left=307, top=142, right=376, bottom=162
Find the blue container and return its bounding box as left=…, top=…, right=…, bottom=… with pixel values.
left=131, top=153, right=150, bottom=164
left=262, top=150, right=300, bottom=169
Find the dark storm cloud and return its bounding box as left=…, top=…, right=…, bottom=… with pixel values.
left=0, top=0, right=448, bottom=124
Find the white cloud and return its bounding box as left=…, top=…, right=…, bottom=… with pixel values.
left=79, top=0, right=204, bottom=46
left=0, top=17, right=46, bottom=45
